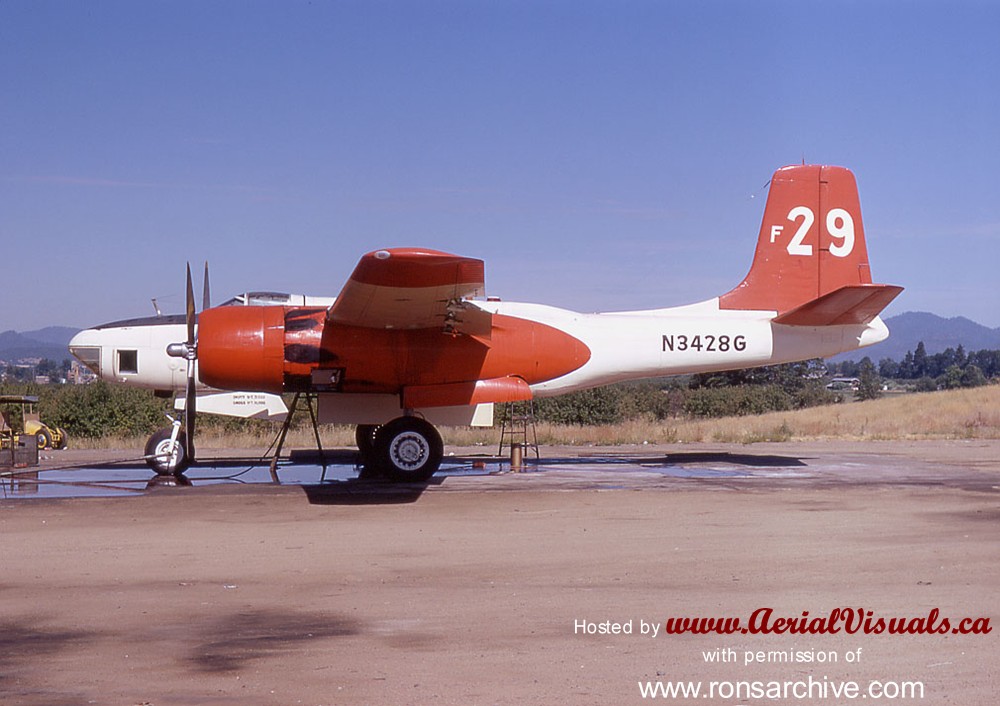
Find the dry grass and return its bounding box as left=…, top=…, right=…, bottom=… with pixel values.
left=496, top=384, right=1000, bottom=446
left=647, top=384, right=1000, bottom=444
left=70, top=384, right=1000, bottom=451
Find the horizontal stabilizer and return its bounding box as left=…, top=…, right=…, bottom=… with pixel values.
left=403, top=376, right=532, bottom=409
left=772, top=284, right=903, bottom=326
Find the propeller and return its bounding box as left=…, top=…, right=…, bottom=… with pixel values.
left=166, top=262, right=209, bottom=471
left=184, top=264, right=197, bottom=462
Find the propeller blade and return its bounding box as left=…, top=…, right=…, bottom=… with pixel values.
left=184, top=262, right=197, bottom=464
left=185, top=358, right=196, bottom=462
left=185, top=263, right=196, bottom=346
left=202, top=261, right=211, bottom=311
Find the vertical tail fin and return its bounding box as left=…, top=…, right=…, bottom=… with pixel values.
left=720, top=165, right=901, bottom=323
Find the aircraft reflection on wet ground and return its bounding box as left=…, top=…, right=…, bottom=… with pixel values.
left=1, top=449, right=807, bottom=500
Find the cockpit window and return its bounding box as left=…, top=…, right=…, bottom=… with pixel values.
left=220, top=291, right=293, bottom=307
left=117, top=349, right=138, bottom=375
left=70, top=346, right=102, bottom=375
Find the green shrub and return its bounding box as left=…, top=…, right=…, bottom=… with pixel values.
left=42, top=382, right=170, bottom=439
left=683, top=384, right=792, bottom=418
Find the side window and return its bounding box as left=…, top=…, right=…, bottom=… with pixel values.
left=117, top=349, right=138, bottom=375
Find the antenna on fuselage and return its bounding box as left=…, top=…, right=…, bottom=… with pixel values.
left=151, top=298, right=162, bottom=317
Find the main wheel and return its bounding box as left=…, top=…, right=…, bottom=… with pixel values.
left=373, top=417, right=443, bottom=483
left=144, top=427, right=190, bottom=476
left=355, top=424, right=379, bottom=460
left=53, top=428, right=68, bottom=450
left=355, top=424, right=383, bottom=480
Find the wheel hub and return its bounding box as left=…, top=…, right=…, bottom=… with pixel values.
left=154, top=439, right=181, bottom=468
left=390, top=432, right=429, bottom=470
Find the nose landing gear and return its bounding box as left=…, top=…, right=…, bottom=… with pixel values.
left=144, top=417, right=191, bottom=476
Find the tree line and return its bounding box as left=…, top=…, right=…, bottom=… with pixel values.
left=534, top=358, right=840, bottom=424
left=828, top=341, right=995, bottom=393
left=2, top=340, right=996, bottom=440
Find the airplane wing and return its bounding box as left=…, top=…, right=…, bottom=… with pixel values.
left=327, top=248, right=491, bottom=335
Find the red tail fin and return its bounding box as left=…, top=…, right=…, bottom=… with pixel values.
left=720, top=165, right=900, bottom=320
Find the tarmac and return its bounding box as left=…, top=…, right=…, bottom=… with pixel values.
left=1, top=440, right=998, bottom=704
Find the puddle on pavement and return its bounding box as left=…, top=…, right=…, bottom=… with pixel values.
left=0, top=450, right=773, bottom=500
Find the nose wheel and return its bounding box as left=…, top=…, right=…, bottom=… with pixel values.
left=144, top=425, right=191, bottom=476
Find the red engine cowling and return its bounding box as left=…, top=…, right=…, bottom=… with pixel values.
left=197, top=306, right=288, bottom=393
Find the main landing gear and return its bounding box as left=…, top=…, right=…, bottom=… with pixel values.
left=356, top=417, right=443, bottom=483
left=142, top=411, right=443, bottom=483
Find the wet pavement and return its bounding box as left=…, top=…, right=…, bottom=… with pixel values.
left=0, top=449, right=745, bottom=499
left=3, top=440, right=999, bottom=499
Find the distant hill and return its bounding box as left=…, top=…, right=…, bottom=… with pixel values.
left=830, top=312, right=1000, bottom=363
left=0, top=327, right=79, bottom=363
left=23, top=326, right=80, bottom=346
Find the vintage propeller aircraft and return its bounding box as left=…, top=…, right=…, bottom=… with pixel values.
left=70, top=165, right=901, bottom=481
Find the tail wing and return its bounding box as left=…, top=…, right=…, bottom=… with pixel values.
left=771, top=283, right=904, bottom=326
left=719, top=165, right=901, bottom=323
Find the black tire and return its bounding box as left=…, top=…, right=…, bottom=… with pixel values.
left=144, top=427, right=190, bottom=476
left=35, top=428, right=52, bottom=450
left=372, top=417, right=443, bottom=483
left=54, top=428, right=68, bottom=450
left=355, top=424, right=379, bottom=459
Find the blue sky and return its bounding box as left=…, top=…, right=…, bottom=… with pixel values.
left=2, top=0, right=999, bottom=331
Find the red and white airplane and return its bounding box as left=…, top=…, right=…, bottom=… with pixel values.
left=70, top=164, right=901, bottom=480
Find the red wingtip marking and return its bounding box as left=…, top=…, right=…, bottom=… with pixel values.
left=351, top=248, right=484, bottom=289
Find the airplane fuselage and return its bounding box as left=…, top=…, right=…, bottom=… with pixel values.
left=69, top=315, right=191, bottom=392
left=193, top=297, right=889, bottom=402
left=71, top=298, right=889, bottom=405
left=487, top=299, right=889, bottom=396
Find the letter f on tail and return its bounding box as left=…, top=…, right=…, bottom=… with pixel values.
left=720, top=165, right=902, bottom=325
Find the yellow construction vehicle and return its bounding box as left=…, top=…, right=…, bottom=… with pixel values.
left=0, top=395, right=68, bottom=451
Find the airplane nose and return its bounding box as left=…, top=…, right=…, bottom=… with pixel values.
left=69, top=330, right=103, bottom=375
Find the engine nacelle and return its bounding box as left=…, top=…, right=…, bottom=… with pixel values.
left=197, top=305, right=592, bottom=398
left=197, top=306, right=288, bottom=393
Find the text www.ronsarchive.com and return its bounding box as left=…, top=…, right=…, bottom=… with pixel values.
left=638, top=676, right=924, bottom=700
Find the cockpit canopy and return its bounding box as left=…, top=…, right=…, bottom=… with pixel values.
left=220, top=291, right=304, bottom=307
